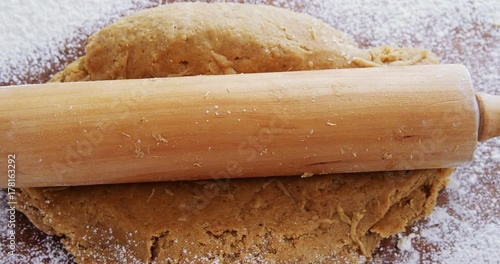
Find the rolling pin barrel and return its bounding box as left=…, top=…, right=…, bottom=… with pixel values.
left=0, top=64, right=497, bottom=187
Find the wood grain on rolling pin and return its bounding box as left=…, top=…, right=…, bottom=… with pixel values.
left=0, top=64, right=479, bottom=187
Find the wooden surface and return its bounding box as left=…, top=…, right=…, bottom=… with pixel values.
left=1, top=0, right=499, bottom=263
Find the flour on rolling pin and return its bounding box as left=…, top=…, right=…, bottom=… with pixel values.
left=0, top=0, right=499, bottom=263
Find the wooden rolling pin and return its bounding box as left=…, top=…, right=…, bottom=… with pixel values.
left=1, top=64, right=498, bottom=187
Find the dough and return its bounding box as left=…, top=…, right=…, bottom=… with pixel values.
left=17, top=3, right=448, bottom=263
left=51, top=3, right=436, bottom=82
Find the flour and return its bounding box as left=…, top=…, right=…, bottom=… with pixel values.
left=413, top=139, right=500, bottom=263
left=1, top=0, right=499, bottom=263
left=397, top=233, right=417, bottom=251
left=0, top=0, right=157, bottom=84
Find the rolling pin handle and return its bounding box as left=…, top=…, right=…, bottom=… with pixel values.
left=476, top=92, right=500, bottom=141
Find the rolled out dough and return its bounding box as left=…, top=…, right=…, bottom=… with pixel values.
left=17, top=3, right=449, bottom=263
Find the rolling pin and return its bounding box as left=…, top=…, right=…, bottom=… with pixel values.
left=0, top=64, right=498, bottom=187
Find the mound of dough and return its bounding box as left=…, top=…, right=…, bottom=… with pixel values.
left=17, top=3, right=448, bottom=263
left=52, top=3, right=436, bottom=82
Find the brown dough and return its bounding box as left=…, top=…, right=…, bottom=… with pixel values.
left=17, top=3, right=448, bottom=263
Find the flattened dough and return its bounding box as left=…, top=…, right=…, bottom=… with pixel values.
left=17, top=3, right=448, bottom=263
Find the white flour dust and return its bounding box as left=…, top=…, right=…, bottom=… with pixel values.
left=1, top=0, right=499, bottom=263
